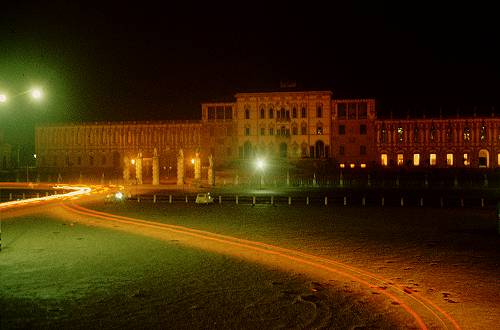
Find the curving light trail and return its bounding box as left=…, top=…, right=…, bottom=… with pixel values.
left=63, top=203, right=461, bottom=330
left=0, top=185, right=93, bottom=211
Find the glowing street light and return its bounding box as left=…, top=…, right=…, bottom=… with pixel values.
left=30, top=88, right=43, bottom=100
left=0, top=87, right=45, bottom=104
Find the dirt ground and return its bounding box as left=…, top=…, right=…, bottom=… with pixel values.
left=1, top=202, right=499, bottom=329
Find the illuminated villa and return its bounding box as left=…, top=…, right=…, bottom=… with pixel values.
left=34, top=90, right=500, bottom=180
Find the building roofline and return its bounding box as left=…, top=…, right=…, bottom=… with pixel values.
left=235, top=90, right=333, bottom=98
left=36, top=120, right=202, bottom=128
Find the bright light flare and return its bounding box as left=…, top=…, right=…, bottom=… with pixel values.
left=115, top=192, right=124, bottom=200
left=191, top=158, right=195, bottom=164
left=30, top=88, right=43, bottom=100
left=256, top=159, right=265, bottom=170
left=0, top=94, right=7, bottom=103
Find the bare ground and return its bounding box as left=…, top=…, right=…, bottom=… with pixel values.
left=1, top=202, right=499, bottom=329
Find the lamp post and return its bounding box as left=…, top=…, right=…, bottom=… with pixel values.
left=0, top=86, right=45, bottom=252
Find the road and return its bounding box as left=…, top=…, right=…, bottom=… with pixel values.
left=2, top=186, right=499, bottom=328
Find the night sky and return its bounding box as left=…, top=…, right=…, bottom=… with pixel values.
left=1, top=2, right=499, bottom=146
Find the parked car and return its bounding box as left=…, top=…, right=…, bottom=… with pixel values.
left=104, top=191, right=126, bottom=204
left=195, top=193, right=214, bottom=204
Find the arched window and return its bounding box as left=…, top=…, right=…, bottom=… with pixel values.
left=413, top=126, right=419, bottom=143
left=292, top=125, right=298, bottom=135
left=245, top=109, right=250, bottom=119
left=381, top=124, right=387, bottom=143
left=480, top=122, right=487, bottom=142
left=397, top=126, right=403, bottom=143
left=315, top=140, right=325, bottom=158
left=292, top=107, right=297, bottom=118
left=301, top=106, right=307, bottom=118
left=260, top=108, right=265, bottom=119
left=280, top=108, right=286, bottom=119
left=280, top=126, right=287, bottom=136
left=269, top=107, right=274, bottom=119
left=446, top=123, right=453, bottom=142
left=463, top=126, right=471, bottom=142
left=316, top=123, right=323, bottom=135
left=316, top=104, right=323, bottom=118
left=430, top=124, right=436, bottom=142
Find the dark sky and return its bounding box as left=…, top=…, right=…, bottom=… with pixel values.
left=1, top=2, right=499, bottom=145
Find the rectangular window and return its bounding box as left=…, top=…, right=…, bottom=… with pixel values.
left=316, top=126, right=323, bottom=135
left=338, top=125, right=346, bottom=135
left=216, top=106, right=225, bottom=119
left=339, top=146, right=345, bottom=155
left=348, top=103, right=357, bottom=119
left=224, top=106, right=232, bottom=119
left=397, top=153, right=404, bottom=166
left=498, top=153, right=500, bottom=166
left=358, top=102, right=367, bottom=119
left=381, top=153, right=388, bottom=166
left=360, top=145, right=366, bottom=155
left=245, top=127, right=250, bottom=136
left=446, top=153, right=453, bottom=166
left=430, top=153, right=437, bottom=166
left=260, top=127, right=265, bottom=136
left=269, top=128, right=274, bottom=136
left=463, top=153, right=470, bottom=166
left=413, top=153, right=420, bottom=166
left=208, top=107, right=216, bottom=120
left=360, top=124, right=367, bottom=135
left=337, top=103, right=347, bottom=119
left=301, top=126, right=307, bottom=135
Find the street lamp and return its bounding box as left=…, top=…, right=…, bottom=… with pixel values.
left=0, top=86, right=46, bottom=252
left=0, top=87, right=44, bottom=104
left=256, top=158, right=265, bottom=189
